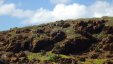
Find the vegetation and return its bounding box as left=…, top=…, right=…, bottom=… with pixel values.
left=0, top=16, right=113, bottom=64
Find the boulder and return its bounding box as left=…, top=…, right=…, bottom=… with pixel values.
left=53, top=37, right=92, bottom=54
left=51, top=30, right=66, bottom=42
left=31, top=38, right=53, bottom=52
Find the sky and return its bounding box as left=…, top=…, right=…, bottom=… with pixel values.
left=0, top=0, right=113, bottom=31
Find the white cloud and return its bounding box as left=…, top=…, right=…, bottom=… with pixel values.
left=50, top=0, right=71, bottom=4
left=11, top=9, right=34, bottom=18
left=24, top=1, right=113, bottom=25
left=0, top=3, right=15, bottom=15
left=51, top=4, right=87, bottom=20
left=24, top=8, right=53, bottom=24
left=90, top=1, right=113, bottom=17
left=0, top=2, right=34, bottom=18
left=0, top=0, right=113, bottom=25
left=24, top=3, right=87, bottom=25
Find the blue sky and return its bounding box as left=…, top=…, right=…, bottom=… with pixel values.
left=0, top=0, right=113, bottom=31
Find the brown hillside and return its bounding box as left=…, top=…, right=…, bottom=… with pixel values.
left=0, top=16, right=113, bottom=64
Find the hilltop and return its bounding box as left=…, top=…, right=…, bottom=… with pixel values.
left=0, top=16, right=113, bottom=64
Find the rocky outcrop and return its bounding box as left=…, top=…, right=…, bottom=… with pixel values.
left=31, top=38, right=53, bottom=52
left=50, top=30, right=66, bottom=42
left=1, top=17, right=113, bottom=63
left=52, top=37, right=92, bottom=54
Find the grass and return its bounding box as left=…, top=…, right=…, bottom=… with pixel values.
left=27, top=52, right=53, bottom=61
left=27, top=52, right=113, bottom=64
left=27, top=52, right=72, bottom=62
left=81, top=59, right=113, bottom=64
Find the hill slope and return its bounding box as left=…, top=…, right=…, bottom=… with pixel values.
left=0, top=16, right=113, bottom=64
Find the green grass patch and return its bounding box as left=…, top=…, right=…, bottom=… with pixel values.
left=27, top=52, right=72, bottom=62
left=81, top=59, right=113, bottom=64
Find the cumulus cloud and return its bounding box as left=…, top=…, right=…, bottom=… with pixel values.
left=52, top=4, right=87, bottom=19
left=90, top=1, right=113, bottom=17
left=50, top=0, right=71, bottom=4
left=11, top=9, right=34, bottom=18
left=0, top=1, right=34, bottom=18
left=0, top=0, right=113, bottom=25
left=0, top=3, right=15, bottom=15
left=24, top=1, right=113, bottom=25
left=24, top=8, right=53, bottom=24
left=24, top=3, right=87, bottom=25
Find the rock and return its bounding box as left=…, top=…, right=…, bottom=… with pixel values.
left=22, top=28, right=31, bottom=33
left=76, top=30, right=97, bottom=42
left=6, top=42, right=21, bottom=53
left=90, top=53, right=99, bottom=59
left=104, top=60, right=113, bottom=64
left=0, top=60, right=5, bottom=64
left=0, top=42, right=4, bottom=47
left=58, top=58, right=76, bottom=64
left=53, top=37, right=92, bottom=54
left=10, top=57, right=18, bottom=63
left=62, top=23, right=70, bottom=28
left=102, top=35, right=113, bottom=44
left=19, top=57, right=27, bottom=62
left=51, top=30, right=66, bottom=42
left=74, top=20, right=105, bottom=34
left=103, top=26, right=113, bottom=34
left=21, top=38, right=32, bottom=51
left=76, top=21, right=88, bottom=27
left=15, top=29, right=22, bottom=34
left=1, top=54, right=10, bottom=62
left=103, top=44, right=113, bottom=51
left=16, top=51, right=26, bottom=57
left=31, top=38, right=53, bottom=52
left=35, top=29, right=44, bottom=34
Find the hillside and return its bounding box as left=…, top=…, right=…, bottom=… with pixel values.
left=0, top=16, right=113, bottom=64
